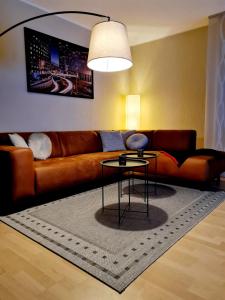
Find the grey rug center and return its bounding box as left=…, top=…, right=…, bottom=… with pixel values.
left=30, top=182, right=203, bottom=253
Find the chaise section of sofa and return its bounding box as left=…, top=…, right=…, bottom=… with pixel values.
left=140, top=130, right=225, bottom=183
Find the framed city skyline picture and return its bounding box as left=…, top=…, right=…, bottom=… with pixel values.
left=24, top=27, right=94, bottom=99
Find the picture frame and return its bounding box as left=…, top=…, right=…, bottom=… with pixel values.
left=24, top=27, right=94, bottom=99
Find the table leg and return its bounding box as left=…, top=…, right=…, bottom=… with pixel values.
left=128, top=176, right=131, bottom=209
left=154, top=156, right=157, bottom=195
left=101, top=165, right=104, bottom=212
left=146, top=164, right=149, bottom=217
left=132, top=176, right=135, bottom=193
left=118, top=176, right=121, bottom=225
left=121, top=179, right=123, bottom=198
left=144, top=164, right=147, bottom=203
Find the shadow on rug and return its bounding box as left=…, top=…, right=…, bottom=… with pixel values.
left=95, top=203, right=168, bottom=230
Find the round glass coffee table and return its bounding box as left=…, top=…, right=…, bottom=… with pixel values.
left=100, top=158, right=149, bottom=225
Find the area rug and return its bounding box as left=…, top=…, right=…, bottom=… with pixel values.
left=1, top=181, right=224, bottom=293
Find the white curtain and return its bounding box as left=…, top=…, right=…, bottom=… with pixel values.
left=204, top=12, right=225, bottom=150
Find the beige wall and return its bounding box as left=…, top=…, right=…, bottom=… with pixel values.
left=130, top=27, right=208, bottom=147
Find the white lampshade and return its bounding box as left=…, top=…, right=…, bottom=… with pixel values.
left=87, top=20, right=133, bottom=72
left=126, top=95, right=141, bottom=130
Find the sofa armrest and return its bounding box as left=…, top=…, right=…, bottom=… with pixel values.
left=0, top=146, right=35, bottom=207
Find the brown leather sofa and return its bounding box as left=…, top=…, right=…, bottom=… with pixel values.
left=0, top=130, right=224, bottom=213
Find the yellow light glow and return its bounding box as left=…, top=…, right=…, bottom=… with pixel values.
left=126, top=95, right=140, bottom=130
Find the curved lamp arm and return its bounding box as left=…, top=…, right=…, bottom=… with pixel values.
left=0, top=11, right=110, bottom=37
left=0, top=10, right=132, bottom=72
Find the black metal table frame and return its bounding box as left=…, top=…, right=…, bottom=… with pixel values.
left=101, top=159, right=149, bottom=225
left=121, top=152, right=158, bottom=195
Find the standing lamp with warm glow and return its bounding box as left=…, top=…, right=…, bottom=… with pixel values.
left=126, top=95, right=141, bottom=130
left=0, top=11, right=133, bottom=73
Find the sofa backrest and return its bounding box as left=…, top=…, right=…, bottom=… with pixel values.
left=58, top=131, right=102, bottom=156
left=0, top=131, right=102, bottom=158
left=0, top=132, right=62, bottom=158
left=149, top=130, right=196, bottom=152
left=0, top=129, right=196, bottom=158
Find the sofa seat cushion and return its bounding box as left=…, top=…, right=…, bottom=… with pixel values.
left=154, top=152, right=179, bottom=175
left=34, top=151, right=128, bottom=194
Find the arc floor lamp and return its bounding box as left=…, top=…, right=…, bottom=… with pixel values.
left=0, top=10, right=133, bottom=72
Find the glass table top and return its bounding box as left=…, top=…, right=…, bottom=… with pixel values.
left=100, top=158, right=149, bottom=168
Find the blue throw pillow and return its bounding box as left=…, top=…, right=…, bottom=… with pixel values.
left=126, top=133, right=149, bottom=150
left=100, top=131, right=126, bottom=152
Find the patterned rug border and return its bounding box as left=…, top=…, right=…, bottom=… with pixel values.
left=1, top=182, right=225, bottom=293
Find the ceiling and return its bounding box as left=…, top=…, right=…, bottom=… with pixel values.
left=21, top=0, right=225, bottom=45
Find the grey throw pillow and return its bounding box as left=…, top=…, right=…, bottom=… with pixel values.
left=100, top=131, right=126, bottom=152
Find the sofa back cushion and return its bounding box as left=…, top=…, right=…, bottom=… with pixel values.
left=58, top=131, right=102, bottom=157
left=151, top=130, right=196, bottom=152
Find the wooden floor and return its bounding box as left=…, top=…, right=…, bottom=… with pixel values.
left=0, top=188, right=225, bottom=300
